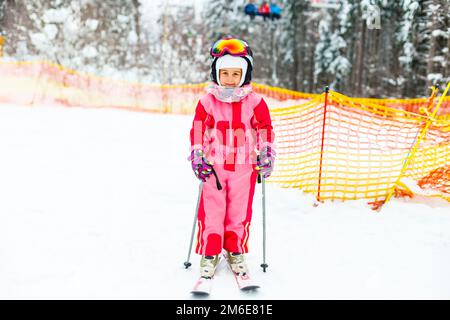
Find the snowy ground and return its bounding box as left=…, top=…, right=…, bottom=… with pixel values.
left=0, top=103, right=449, bottom=300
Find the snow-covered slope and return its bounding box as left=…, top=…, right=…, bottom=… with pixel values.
left=0, top=104, right=449, bottom=299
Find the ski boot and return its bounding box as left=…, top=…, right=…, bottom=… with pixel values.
left=200, top=255, right=220, bottom=279
left=226, top=252, right=248, bottom=276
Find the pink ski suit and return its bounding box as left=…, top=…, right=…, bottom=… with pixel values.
left=189, top=85, right=274, bottom=256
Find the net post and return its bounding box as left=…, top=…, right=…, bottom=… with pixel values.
left=317, top=86, right=329, bottom=202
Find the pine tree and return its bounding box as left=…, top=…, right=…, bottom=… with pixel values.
left=314, top=8, right=351, bottom=92
left=370, top=0, right=403, bottom=97
left=158, top=3, right=207, bottom=84
left=201, top=0, right=275, bottom=85
left=0, top=0, right=5, bottom=23
left=314, top=12, right=333, bottom=88
left=203, top=0, right=239, bottom=41
left=397, top=0, right=420, bottom=96
left=1, top=0, right=145, bottom=79
left=1, top=0, right=448, bottom=96
left=396, top=0, right=448, bottom=96
left=279, top=0, right=310, bottom=91
left=425, top=0, right=450, bottom=87
left=328, top=0, right=355, bottom=92
left=446, top=3, right=450, bottom=83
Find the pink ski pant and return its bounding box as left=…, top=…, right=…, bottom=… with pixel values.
left=195, top=163, right=258, bottom=256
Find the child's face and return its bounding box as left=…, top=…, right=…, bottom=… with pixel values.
left=219, top=68, right=242, bottom=87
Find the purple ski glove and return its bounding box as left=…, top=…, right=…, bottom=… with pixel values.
left=188, top=149, right=213, bottom=182
left=256, top=146, right=276, bottom=178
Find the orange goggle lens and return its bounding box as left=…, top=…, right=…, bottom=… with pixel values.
left=211, top=38, right=249, bottom=57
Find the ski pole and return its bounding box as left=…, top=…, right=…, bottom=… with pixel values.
left=257, top=155, right=268, bottom=272
left=260, top=174, right=268, bottom=272
left=184, top=181, right=203, bottom=269
left=184, top=165, right=222, bottom=269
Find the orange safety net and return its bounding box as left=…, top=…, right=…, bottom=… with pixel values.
left=1, top=60, right=449, bottom=207
left=353, top=96, right=450, bottom=117
left=0, top=60, right=322, bottom=113
left=269, top=90, right=450, bottom=206
left=252, top=82, right=320, bottom=101
left=418, top=165, right=450, bottom=196
left=1, top=60, right=449, bottom=115
left=0, top=60, right=206, bottom=114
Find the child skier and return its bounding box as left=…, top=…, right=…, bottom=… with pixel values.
left=188, top=37, right=275, bottom=289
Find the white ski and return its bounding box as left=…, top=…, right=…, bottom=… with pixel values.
left=232, top=272, right=260, bottom=291
left=190, top=276, right=213, bottom=296
left=190, top=256, right=224, bottom=296
left=223, top=253, right=260, bottom=291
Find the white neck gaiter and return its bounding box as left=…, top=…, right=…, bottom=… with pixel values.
left=206, top=82, right=253, bottom=103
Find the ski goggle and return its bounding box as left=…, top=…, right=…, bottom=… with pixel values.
left=210, top=38, right=250, bottom=58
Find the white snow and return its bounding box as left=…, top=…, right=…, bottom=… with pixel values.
left=82, top=46, right=98, bottom=59
left=29, top=33, right=50, bottom=52
left=432, top=29, right=449, bottom=38
left=117, top=14, right=130, bottom=24
left=128, top=31, right=138, bottom=45
left=0, top=103, right=449, bottom=300
left=85, top=19, right=99, bottom=31
left=43, top=8, right=71, bottom=24
left=43, top=24, right=58, bottom=40
left=427, top=73, right=443, bottom=82
left=63, top=16, right=80, bottom=38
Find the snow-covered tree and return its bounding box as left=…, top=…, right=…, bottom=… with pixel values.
left=397, top=0, right=450, bottom=96
left=397, top=0, right=423, bottom=96
left=201, top=0, right=276, bottom=85
left=0, top=0, right=448, bottom=97
left=329, top=0, right=355, bottom=91
left=278, top=0, right=311, bottom=91
left=314, top=10, right=351, bottom=91
left=157, top=3, right=208, bottom=84
left=2, top=0, right=150, bottom=80
left=0, top=0, right=5, bottom=24
left=203, top=0, right=241, bottom=41
left=0, top=0, right=6, bottom=55
left=425, top=0, right=450, bottom=87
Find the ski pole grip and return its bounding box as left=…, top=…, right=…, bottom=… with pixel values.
left=257, top=155, right=262, bottom=184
